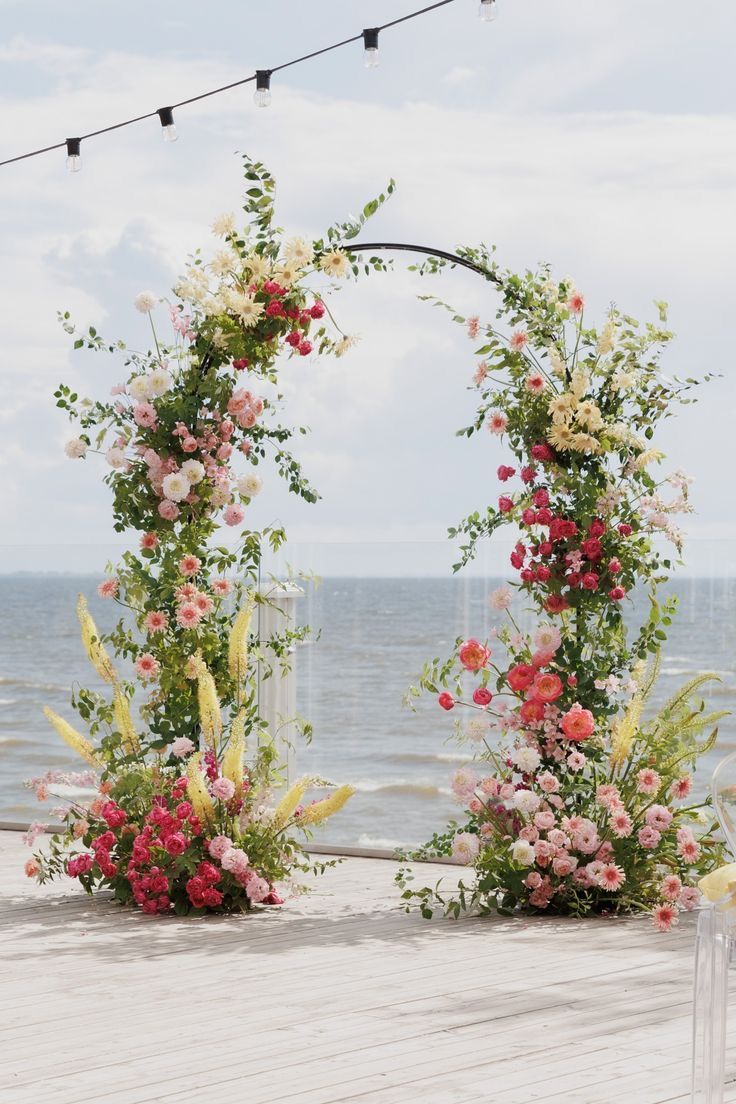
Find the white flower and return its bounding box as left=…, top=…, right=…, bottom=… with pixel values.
left=211, top=213, right=236, bottom=238
left=451, top=832, right=480, bottom=865
left=134, top=291, right=157, bottom=314
left=596, top=319, right=616, bottom=355
left=611, top=368, right=638, bottom=392
left=64, top=438, right=87, bottom=459
left=233, top=294, right=265, bottom=328
left=283, top=237, right=314, bottom=267
left=128, top=375, right=151, bottom=401
left=210, top=248, right=239, bottom=276
left=244, top=252, right=270, bottom=281
left=170, top=736, right=195, bottom=758
left=211, top=327, right=229, bottom=350
left=466, top=717, right=490, bottom=743
left=162, top=472, right=191, bottom=502
left=105, top=447, right=126, bottom=469
left=275, top=263, right=300, bottom=288
left=147, top=367, right=172, bottom=397
left=569, top=368, right=589, bottom=399
left=510, top=839, right=536, bottom=866
left=488, top=585, right=512, bottom=611
left=236, top=473, right=263, bottom=498
left=512, top=789, right=541, bottom=814
left=319, top=249, right=349, bottom=278
left=511, top=746, right=542, bottom=773
left=181, top=460, right=205, bottom=485
left=533, top=624, right=561, bottom=652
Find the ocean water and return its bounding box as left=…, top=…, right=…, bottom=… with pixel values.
left=1, top=575, right=735, bottom=849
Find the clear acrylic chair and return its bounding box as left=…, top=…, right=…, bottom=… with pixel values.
left=692, top=752, right=736, bottom=1103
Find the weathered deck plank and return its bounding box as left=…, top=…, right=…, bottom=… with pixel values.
left=0, top=829, right=728, bottom=1104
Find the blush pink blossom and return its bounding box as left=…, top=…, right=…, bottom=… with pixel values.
left=211, top=777, right=235, bottom=802
left=645, top=804, right=673, bottom=831
left=97, top=577, right=118, bottom=599
left=466, top=316, right=480, bottom=339
left=487, top=410, right=508, bottom=435
left=566, top=751, right=586, bottom=771
left=679, top=886, right=701, bottom=911
left=510, top=330, right=528, bottom=351
left=637, top=768, right=661, bottom=795
left=224, top=503, right=245, bottom=526
left=560, top=704, right=595, bottom=742
left=158, top=499, right=180, bottom=521
left=133, top=402, right=157, bottom=428
left=671, top=776, right=692, bottom=800
left=610, top=809, right=633, bottom=838
left=170, top=736, right=195, bottom=758
left=597, top=863, right=626, bottom=892
left=206, top=836, right=233, bottom=860
left=652, top=903, right=679, bottom=932
left=660, top=875, right=682, bottom=902
left=246, top=875, right=271, bottom=904
left=525, top=372, right=545, bottom=393
left=179, top=554, right=201, bottom=577
left=176, top=603, right=203, bottom=629
left=140, top=531, right=158, bottom=550
left=212, top=578, right=231, bottom=596
left=135, top=653, right=160, bottom=681
left=678, top=838, right=701, bottom=862
left=638, top=826, right=661, bottom=849
left=144, top=610, right=168, bottom=633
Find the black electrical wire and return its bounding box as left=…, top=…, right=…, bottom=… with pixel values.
left=0, top=0, right=457, bottom=169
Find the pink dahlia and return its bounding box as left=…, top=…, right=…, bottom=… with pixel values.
left=97, top=577, right=119, bottom=599
left=179, top=554, right=201, bottom=577
left=486, top=410, right=508, bottom=435
left=212, top=578, right=232, bottom=596
left=144, top=610, right=168, bottom=633
left=652, top=903, right=679, bottom=933
left=671, top=776, right=692, bottom=800
left=135, top=653, right=160, bottom=681
left=510, top=329, right=528, bottom=351
left=660, top=874, right=682, bottom=902
left=176, top=602, right=202, bottom=629
left=597, top=863, right=626, bottom=892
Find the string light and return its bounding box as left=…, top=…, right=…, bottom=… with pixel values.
left=253, top=70, right=272, bottom=108
left=362, top=28, right=380, bottom=69
left=157, top=107, right=178, bottom=142
left=478, top=0, right=497, bottom=21
left=0, top=0, right=460, bottom=171
left=65, top=138, right=81, bottom=173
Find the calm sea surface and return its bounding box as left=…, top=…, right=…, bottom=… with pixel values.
left=1, top=576, right=734, bottom=848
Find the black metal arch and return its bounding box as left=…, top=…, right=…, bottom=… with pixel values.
left=348, top=241, right=500, bottom=284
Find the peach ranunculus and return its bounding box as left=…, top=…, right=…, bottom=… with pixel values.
left=560, top=703, right=595, bottom=742
left=458, top=638, right=491, bottom=672
left=532, top=671, right=564, bottom=703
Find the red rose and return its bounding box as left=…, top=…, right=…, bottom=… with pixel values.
left=531, top=443, right=554, bottom=462
left=165, top=832, right=188, bottom=856
left=310, top=301, right=326, bottom=319
left=532, top=671, right=564, bottom=703
left=535, top=508, right=552, bottom=526
left=519, top=698, right=546, bottom=723
left=581, top=538, right=603, bottom=561
left=520, top=465, right=536, bottom=484
left=497, top=465, right=515, bottom=481
left=545, top=594, right=569, bottom=614
left=473, top=687, right=493, bottom=706
left=532, top=488, right=549, bottom=508
left=536, top=565, right=551, bottom=582
left=438, top=692, right=455, bottom=711
left=617, top=523, right=633, bottom=537
left=581, top=572, right=599, bottom=591
left=510, top=550, right=525, bottom=569
left=507, top=664, right=535, bottom=692
left=609, top=586, right=626, bottom=601
left=498, top=496, right=514, bottom=514
left=608, top=558, right=622, bottom=574
left=588, top=519, right=605, bottom=538
left=521, top=508, right=537, bottom=525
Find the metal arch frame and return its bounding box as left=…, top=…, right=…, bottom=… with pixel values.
left=347, top=241, right=501, bottom=284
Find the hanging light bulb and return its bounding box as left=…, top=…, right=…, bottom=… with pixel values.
left=479, top=0, right=497, bottom=20
left=66, top=137, right=81, bottom=172
left=362, top=28, right=380, bottom=69
left=254, top=70, right=272, bottom=108
left=157, top=106, right=178, bottom=143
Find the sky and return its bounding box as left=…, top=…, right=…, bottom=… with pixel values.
left=0, top=0, right=734, bottom=577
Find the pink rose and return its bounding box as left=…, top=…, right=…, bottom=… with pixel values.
left=224, top=504, right=245, bottom=527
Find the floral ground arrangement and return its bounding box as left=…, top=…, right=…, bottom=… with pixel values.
left=398, top=248, right=728, bottom=929
left=24, top=157, right=393, bottom=915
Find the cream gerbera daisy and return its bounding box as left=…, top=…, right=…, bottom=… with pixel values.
left=547, top=424, right=575, bottom=451
left=319, top=249, right=349, bottom=278
left=275, top=264, right=299, bottom=287
left=210, top=249, right=239, bottom=277
left=569, top=432, right=601, bottom=454
left=283, top=236, right=314, bottom=267
left=212, top=213, right=236, bottom=238
left=244, top=252, right=271, bottom=281
left=548, top=393, right=576, bottom=423
left=575, top=400, right=604, bottom=431
left=547, top=346, right=567, bottom=378
left=235, top=295, right=265, bottom=328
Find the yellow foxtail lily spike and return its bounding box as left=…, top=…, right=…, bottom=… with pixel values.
left=43, top=707, right=101, bottom=768
left=274, top=777, right=311, bottom=828
left=195, top=658, right=222, bottom=749
left=222, top=712, right=247, bottom=799
left=299, top=785, right=356, bottom=827
left=610, top=693, right=642, bottom=769
left=186, top=752, right=215, bottom=826
left=76, top=595, right=117, bottom=684
left=228, top=595, right=254, bottom=682
left=112, top=687, right=139, bottom=755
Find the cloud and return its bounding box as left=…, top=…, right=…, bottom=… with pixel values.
left=0, top=35, right=734, bottom=573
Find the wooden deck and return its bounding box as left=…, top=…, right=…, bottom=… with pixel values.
left=0, top=828, right=731, bottom=1104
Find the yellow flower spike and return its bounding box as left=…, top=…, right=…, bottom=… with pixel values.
left=194, top=657, right=222, bottom=749
left=186, top=752, right=215, bottom=826
left=274, top=777, right=312, bottom=829
left=77, top=595, right=117, bottom=684
left=112, top=687, right=139, bottom=755
left=222, top=711, right=247, bottom=799
left=43, top=707, right=101, bottom=767
left=299, top=785, right=356, bottom=827
left=610, top=693, right=643, bottom=769
left=228, top=595, right=255, bottom=682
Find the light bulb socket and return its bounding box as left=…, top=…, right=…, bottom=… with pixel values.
left=362, top=28, right=379, bottom=51
left=65, top=137, right=81, bottom=172
left=157, top=106, right=178, bottom=142
left=256, top=70, right=272, bottom=93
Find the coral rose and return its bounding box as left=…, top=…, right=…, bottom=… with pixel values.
left=507, top=664, right=535, bottom=692
left=560, top=704, right=595, bottom=742
left=532, top=671, right=563, bottom=703
left=458, top=638, right=490, bottom=672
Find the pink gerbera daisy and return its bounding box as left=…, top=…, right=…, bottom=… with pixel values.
left=176, top=603, right=202, bottom=629
left=466, top=316, right=480, bottom=339
left=175, top=582, right=198, bottom=603
left=135, top=653, right=160, bottom=681
left=510, top=329, right=528, bottom=351
left=525, top=372, right=545, bottom=394
left=637, top=768, right=661, bottom=795
left=487, top=410, right=508, bottom=435
left=212, top=578, right=231, bottom=596
left=609, top=809, right=632, bottom=838
left=597, top=863, right=626, bottom=892
left=144, top=610, right=168, bottom=633
left=140, top=532, right=158, bottom=550
left=671, top=776, right=692, bottom=800
left=679, top=885, right=701, bottom=911
left=193, top=593, right=214, bottom=615
left=97, top=577, right=118, bottom=600
left=660, top=874, right=682, bottom=902
left=567, top=292, right=585, bottom=314
left=652, top=903, right=679, bottom=933
left=179, top=554, right=201, bottom=577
